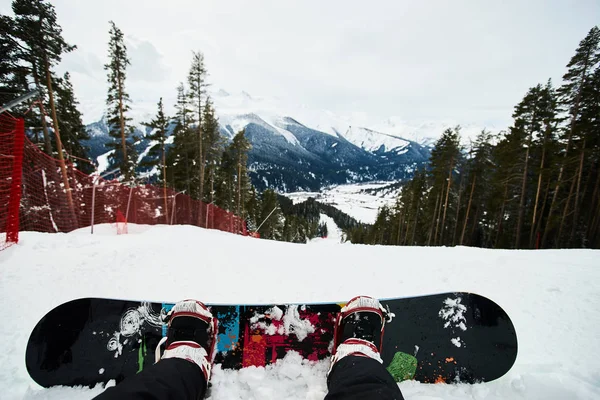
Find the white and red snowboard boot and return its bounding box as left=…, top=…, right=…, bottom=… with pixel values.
left=329, top=296, right=392, bottom=374
left=155, top=299, right=218, bottom=382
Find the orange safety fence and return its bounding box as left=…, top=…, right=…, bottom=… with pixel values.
left=0, top=112, right=247, bottom=251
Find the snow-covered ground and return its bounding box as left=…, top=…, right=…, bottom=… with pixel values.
left=1, top=224, right=599, bottom=399
left=286, top=182, right=399, bottom=224
left=310, top=214, right=345, bottom=244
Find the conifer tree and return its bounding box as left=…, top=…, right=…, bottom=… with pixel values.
left=460, top=130, right=494, bottom=246
left=143, top=98, right=170, bottom=223
left=11, top=0, right=75, bottom=156
left=11, top=0, right=77, bottom=222
left=168, top=82, right=194, bottom=193
left=544, top=26, right=600, bottom=247
left=258, top=189, right=284, bottom=240
left=105, top=20, right=137, bottom=180
left=54, top=72, right=92, bottom=173
left=0, top=15, right=29, bottom=111
left=202, top=97, right=224, bottom=204
left=426, top=127, right=462, bottom=246
left=188, top=51, right=208, bottom=203
left=229, top=130, right=252, bottom=221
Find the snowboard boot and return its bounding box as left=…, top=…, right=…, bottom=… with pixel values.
left=155, top=299, right=218, bottom=382
left=329, top=296, right=392, bottom=374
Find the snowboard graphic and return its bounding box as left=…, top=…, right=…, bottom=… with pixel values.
left=26, top=293, right=517, bottom=388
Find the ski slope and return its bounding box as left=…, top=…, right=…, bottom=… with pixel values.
left=0, top=224, right=599, bottom=399
left=286, top=182, right=399, bottom=224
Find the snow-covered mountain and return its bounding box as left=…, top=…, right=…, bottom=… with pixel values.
left=83, top=90, right=433, bottom=191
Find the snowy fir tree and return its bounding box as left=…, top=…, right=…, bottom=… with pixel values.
left=104, top=20, right=137, bottom=181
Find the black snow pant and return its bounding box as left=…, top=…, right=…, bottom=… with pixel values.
left=325, top=355, right=404, bottom=400
left=94, top=355, right=404, bottom=400
left=93, top=359, right=206, bottom=400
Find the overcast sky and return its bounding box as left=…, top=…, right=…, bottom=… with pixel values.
left=2, top=0, right=598, bottom=127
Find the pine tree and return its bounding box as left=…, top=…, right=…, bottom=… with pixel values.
left=54, top=72, right=92, bottom=173
left=168, top=82, right=194, bottom=193
left=426, top=127, right=462, bottom=246
left=544, top=26, right=600, bottom=247
left=143, top=98, right=170, bottom=223
left=104, top=21, right=137, bottom=180
left=258, top=189, right=284, bottom=240
left=527, top=81, right=559, bottom=248
left=582, top=66, right=600, bottom=247
left=12, top=0, right=75, bottom=154
left=509, top=84, right=548, bottom=248
left=460, top=130, right=494, bottom=246
left=188, top=51, right=208, bottom=204
left=229, top=130, right=252, bottom=221
left=214, top=147, right=235, bottom=212
left=202, top=97, right=224, bottom=204
left=11, top=0, right=77, bottom=224
left=0, top=15, right=29, bottom=111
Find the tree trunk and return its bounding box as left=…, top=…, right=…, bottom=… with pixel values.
left=196, top=96, right=204, bottom=225
left=460, top=174, right=476, bottom=245
left=237, top=156, right=242, bottom=231
left=530, top=140, right=547, bottom=248
left=440, top=160, right=454, bottom=245
left=542, top=136, right=571, bottom=248
left=557, top=172, right=577, bottom=247
left=402, top=190, right=415, bottom=245
left=45, top=55, right=76, bottom=227
left=569, top=140, right=586, bottom=246
left=495, top=180, right=509, bottom=248
left=587, top=164, right=600, bottom=244
left=427, top=193, right=441, bottom=246
left=542, top=51, right=590, bottom=247
left=115, top=61, right=128, bottom=175
left=433, top=189, right=442, bottom=245
left=452, top=171, right=465, bottom=246
left=515, top=144, right=530, bottom=249
left=533, top=178, right=552, bottom=248
left=396, top=207, right=403, bottom=245
left=32, top=66, right=53, bottom=154
left=183, top=138, right=191, bottom=195
left=410, top=197, right=420, bottom=245
left=162, top=141, right=169, bottom=224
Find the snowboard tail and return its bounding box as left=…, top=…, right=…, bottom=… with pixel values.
left=26, top=293, right=517, bottom=388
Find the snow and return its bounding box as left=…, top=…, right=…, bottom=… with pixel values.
left=209, top=89, right=491, bottom=147
left=342, top=126, right=410, bottom=153
left=1, top=224, right=599, bottom=399
left=96, top=150, right=114, bottom=174
left=310, top=214, right=344, bottom=244
left=287, top=182, right=400, bottom=224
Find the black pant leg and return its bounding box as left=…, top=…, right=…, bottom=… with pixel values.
left=93, top=358, right=207, bottom=400
left=325, top=355, right=404, bottom=400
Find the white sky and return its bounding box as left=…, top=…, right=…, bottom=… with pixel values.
left=2, top=0, right=599, bottom=127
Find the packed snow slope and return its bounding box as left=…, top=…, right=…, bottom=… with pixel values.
left=1, top=224, right=599, bottom=399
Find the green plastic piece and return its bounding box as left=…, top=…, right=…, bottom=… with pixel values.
left=137, top=336, right=147, bottom=373
left=386, top=351, right=418, bottom=382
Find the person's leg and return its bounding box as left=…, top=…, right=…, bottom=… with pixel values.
left=325, top=296, right=405, bottom=400
left=93, top=358, right=206, bottom=400
left=94, top=299, right=217, bottom=400
left=326, top=355, right=403, bottom=400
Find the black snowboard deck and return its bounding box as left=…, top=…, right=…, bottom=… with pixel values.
left=26, top=293, right=517, bottom=388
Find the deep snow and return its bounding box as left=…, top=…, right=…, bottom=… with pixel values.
left=0, top=224, right=599, bottom=399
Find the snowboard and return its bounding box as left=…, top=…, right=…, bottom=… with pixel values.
left=26, top=293, right=517, bottom=388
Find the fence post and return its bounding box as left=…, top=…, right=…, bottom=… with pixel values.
left=90, top=172, right=98, bottom=234
left=126, top=184, right=135, bottom=225
left=6, top=118, right=25, bottom=244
